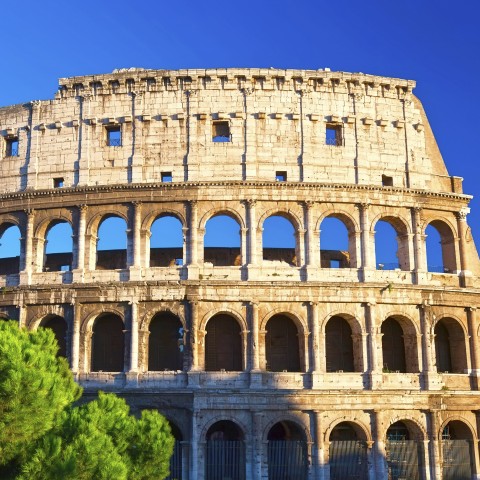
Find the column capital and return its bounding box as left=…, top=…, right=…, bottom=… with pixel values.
left=456, top=208, right=470, bottom=221
left=355, top=202, right=371, bottom=211
left=132, top=200, right=142, bottom=207
left=303, top=200, right=316, bottom=209
left=467, top=306, right=477, bottom=312
left=24, top=208, right=35, bottom=217
left=245, top=199, right=257, bottom=207
left=78, top=204, right=88, bottom=212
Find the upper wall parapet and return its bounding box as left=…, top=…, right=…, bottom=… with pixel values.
left=56, top=68, right=416, bottom=100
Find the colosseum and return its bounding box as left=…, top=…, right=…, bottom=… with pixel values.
left=0, top=67, right=479, bottom=479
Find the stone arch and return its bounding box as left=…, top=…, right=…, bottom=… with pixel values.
left=29, top=306, right=69, bottom=330
left=315, top=208, right=360, bottom=233
left=148, top=213, right=185, bottom=268
left=382, top=311, right=421, bottom=335
left=34, top=214, right=73, bottom=240
left=383, top=417, right=427, bottom=441
left=423, top=217, right=458, bottom=273
left=204, top=313, right=243, bottom=371
left=86, top=210, right=129, bottom=236
left=204, top=419, right=247, bottom=480
left=202, top=210, right=243, bottom=266
left=265, top=417, right=310, bottom=480
left=39, top=218, right=74, bottom=272
left=148, top=311, right=184, bottom=371
left=0, top=215, right=23, bottom=233
left=142, top=209, right=186, bottom=232
left=80, top=307, right=125, bottom=333
left=263, top=414, right=312, bottom=444
left=325, top=418, right=371, bottom=443
left=0, top=219, right=22, bottom=274
left=39, top=314, right=68, bottom=358
left=200, top=415, right=248, bottom=442
left=372, top=213, right=412, bottom=271
left=140, top=306, right=186, bottom=332
left=318, top=211, right=358, bottom=269
left=264, top=312, right=305, bottom=372
left=324, top=315, right=361, bottom=373
left=260, top=308, right=308, bottom=334
left=199, top=206, right=246, bottom=230
left=261, top=210, right=302, bottom=267
left=200, top=307, right=247, bottom=332
left=90, top=312, right=125, bottom=372
left=370, top=212, right=412, bottom=235
left=322, top=312, right=365, bottom=371
left=258, top=208, right=303, bottom=232
left=380, top=314, right=420, bottom=373
left=434, top=317, right=468, bottom=373
left=320, top=311, right=363, bottom=335
left=438, top=417, right=476, bottom=441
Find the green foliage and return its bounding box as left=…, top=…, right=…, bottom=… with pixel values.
left=0, top=321, right=82, bottom=466
left=21, top=392, right=175, bottom=480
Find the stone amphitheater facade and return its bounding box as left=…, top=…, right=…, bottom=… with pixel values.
left=1, top=67, right=480, bottom=479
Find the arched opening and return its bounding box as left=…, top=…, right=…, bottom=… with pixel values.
left=434, top=318, right=468, bottom=374
left=166, top=422, right=183, bottom=480
left=329, top=422, right=368, bottom=480
left=41, top=315, right=67, bottom=358
left=320, top=216, right=353, bottom=268
left=96, top=216, right=127, bottom=270
left=91, top=313, right=125, bottom=372
left=265, top=315, right=301, bottom=372
left=441, top=421, right=474, bottom=480
left=374, top=218, right=410, bottom=271
left=150, top=215, right=183, bottom=267
left=262, top=215, right=298, bottom=266
left=148, top=312, right=183, bottom=371
left=426, top=221, right=457, bottom=273
left=204, top=214, right=241, bottom=266
left=206, top=420, right=245, bottom=480
left=325, top=316, right=354, bottom=372
left=267, top=421, right=308, bottom=480
left=205, top=314, right=242, bottom=371
left=381, top=318, right=407, bottom=373
left=0, top=223, right=21, bottom=274
left=44, top=221, right=73, bottom=272
left=386, top=421, right=423, bottom=480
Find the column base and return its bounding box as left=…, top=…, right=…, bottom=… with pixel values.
left=369, top=372, right=383, bottom=389
left=421, top=372, right=444, bottom=390
left=125, top=371, right=139, bottom=387
left=187, top=371, right=201, bottom=387
left=128, top=266, right=144, bottom=281
left=71, top=268, right=85, bottom=284
left=246, top=265, right=260, bottom=281
left=186, top=264, right=200, bottom=280
left=249, top=371, right=262, bottom=388
left=460, top=270, right=474, bottom=287
left=19, top=271, right=31, bottom=286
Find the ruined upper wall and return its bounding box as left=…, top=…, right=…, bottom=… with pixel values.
left=0, top=68, right=459, bottom=194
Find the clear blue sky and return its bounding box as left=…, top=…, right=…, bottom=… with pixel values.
left=1, top=0, right=479, bottom=266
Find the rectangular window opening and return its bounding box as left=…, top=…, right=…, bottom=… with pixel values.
left=382, top=175, right=393, bottom=187
left=175, top=258, right=183, bottom=266
left=212, top=121, right=231, bottom=142
left=53, top=177, right=64, bottom=188
left=275, top=171, right=287, bottom=182
left=106, top=126, right=122, bottom=147
left=330, top=259, right=341, bottom=269
left=60, top=265, right=70, bottom=272
left=161, top=172, right=173, bottom=182
left=5, top=138, right=19, bottom=157
left=325, top=124, right=342, bottom=146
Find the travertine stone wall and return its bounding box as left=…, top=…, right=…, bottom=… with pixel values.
left=0, top=68, right=456, bottom=193
left=0, top=68, right=479, bottom=479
